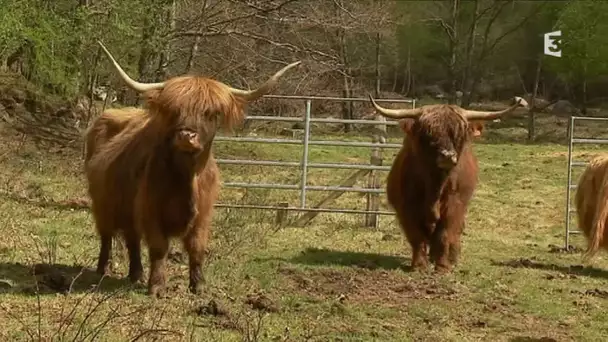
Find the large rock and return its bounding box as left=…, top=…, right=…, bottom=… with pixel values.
left=550, top=100, right=579, bottom=117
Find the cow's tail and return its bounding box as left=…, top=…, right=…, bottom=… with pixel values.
left=580, top=155, right=608, bottom=261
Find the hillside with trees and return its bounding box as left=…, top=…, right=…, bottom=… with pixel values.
left=1, top=0, right=607, bottom=142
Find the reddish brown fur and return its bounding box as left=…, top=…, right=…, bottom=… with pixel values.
left=575, top=154, right=608, bottom=261
left=84, top=107, right=148, bottom=162
left=388, top=104, right=482, bottom=273
left=84, top=77, right=245, bottom=297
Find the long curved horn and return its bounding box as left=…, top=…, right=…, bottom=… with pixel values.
left=97, top=41, right=165, bottom=93
left=462, top=96, right=529, bottom=121
left=368, top=94, right=423, bottom=119
left=226, top=61, right=302, bottom=101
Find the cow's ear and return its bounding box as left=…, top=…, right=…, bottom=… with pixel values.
left=469, top=120, right=485, bottom=138
left=398, top=118, right=415, bottom=134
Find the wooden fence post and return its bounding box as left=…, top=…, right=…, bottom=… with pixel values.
left=365, top=115, right=387, bottom=228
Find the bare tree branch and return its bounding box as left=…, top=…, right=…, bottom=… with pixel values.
left=225, top=29, right=340, bottom=63
left=173, top=0, right=299, bottom=38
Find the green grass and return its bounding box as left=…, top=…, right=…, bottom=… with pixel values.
left=1, top=115, right=608, bottom=342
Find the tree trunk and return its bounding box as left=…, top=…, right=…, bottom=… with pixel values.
left=335, top=0, right=352, bottom=132
left=581, top=77, right=588, bottom=115
left=527, top=56, right=542, bottom=142
left=341, top=73, right=353, bottom=132
left=401, top=48, right=411, bottom=96
left=446, top=0, right=459, bottom=104
left=400, top=68, right=407, bottom=94
left=157, top=0, right=176, bottom=81
left=460, top=0, right=479, bottom=108
left=185, top=36, right=201, bottom=74
left=375, top=32, right=381, bottom=98
left=136, top=4, right=160, bottom=105
left=391, top=68, right=398, bottom=93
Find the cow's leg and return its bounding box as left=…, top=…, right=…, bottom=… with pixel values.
left=146, top=232, right=170, bottom=298
left=448, top=238, right=461, bottom=266
left=96, top=233, right=112, bottom=276
left=433, top=198, right=466, bottom=272
left=124, top=230, right=144, bottom=283
left=411, top=237, right=429, bottom=271
left=92, top=206, right=113, bottom=276
left=448, top=222, right=464, bottom=266
left=182, top=222, right=211, bottom=295
left=447, top=208, right=466, bottom=266
left=429, top=219, right=451, bottom=273
left=398, top=215, right=429, bottom=271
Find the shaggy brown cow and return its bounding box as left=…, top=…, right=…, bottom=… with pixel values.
left=575, top=154, right=608, bottom=261
left=369, top=96, right=528, bottom=272
left=85, top=41, right=301, bottom=297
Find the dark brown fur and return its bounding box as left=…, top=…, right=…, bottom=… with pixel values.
left=84, top=77, right=245, bottom=297
left=388, top=105, right=481, bottom=273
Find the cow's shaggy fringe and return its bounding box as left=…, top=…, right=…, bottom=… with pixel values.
left=575, top=154, right=608, bottom=261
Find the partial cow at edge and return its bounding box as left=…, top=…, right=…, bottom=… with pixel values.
left=575, top=154, right=608, bottom=262
left=368, top=95, right=529, bottom=273
left=84, top=41, right=301, bottom=297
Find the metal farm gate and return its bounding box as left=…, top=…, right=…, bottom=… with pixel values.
left=212, top=95, right=416, bottom=227
left=564, top=116, right=608, bottom=249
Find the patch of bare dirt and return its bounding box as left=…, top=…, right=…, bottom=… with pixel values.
left=193, top=299, right=243, bottom=332
left=510, top=336, right=558, bottom=342
left=584, top=288, right=608, bottom=299
left=0, top=262, right=129, bottom=295
left=278, top=264, right=463, bottom=305
left=244, top=291, right=280, bottom=312
left=168, top=250, right=186, bottom=264
left=473, top=297, right=573, bottom=339
left=570, top=288, right=608, bottom=300
left=0, top=72, right=89, bottom=149
left=0, top=189, right=90, bottom=213
left=543, top=151, right=594, bottom=159
left=548, top=244, right=582, bottom=254
left=543, top=273, right=578, bottom=280
left=195, top=299, right=230, bottom=317
left=492, top=257, right=608, bottom=282
left=504, top=313, right=575, bottom=342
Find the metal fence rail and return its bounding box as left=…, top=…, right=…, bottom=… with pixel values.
left=564, top=116, right=608, bottom=248
left=213, top=94, right=416, bottom=217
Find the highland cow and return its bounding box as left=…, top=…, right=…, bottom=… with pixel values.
left=575, top=154, right=608, bottom=261
left=368, top=95, right=528, bottom=272
left=85, top=41, right=300, bottom=297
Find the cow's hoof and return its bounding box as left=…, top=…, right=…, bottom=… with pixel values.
left=96, top=265, right=112, bottom=277
left=189, top=283, right=203, bottom=295
left=434, top=264, right=452, bottom=274
left=148, top=284, right=166, bottom=298
left=411, top=262, right=429, bottom=273
left=128, top=271, right=144, bottom=284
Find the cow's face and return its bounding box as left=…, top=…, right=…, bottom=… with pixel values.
left=171, top=114, right=218, bottom=157
left=402, top=110, right=470, bottom=171
left=146, top=77, right=242, bottom=159
left=173, top=128, right=204, bottom=154
left=170, top=121, right=217, bottom=171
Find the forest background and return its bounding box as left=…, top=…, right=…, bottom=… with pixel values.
left=2, top=0, right=608, bottom=138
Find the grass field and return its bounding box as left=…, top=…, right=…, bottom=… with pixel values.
left=1, top=112, right=608, bottom=342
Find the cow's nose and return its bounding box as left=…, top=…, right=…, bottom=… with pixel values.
left=438, top=149, right=458, bottom=168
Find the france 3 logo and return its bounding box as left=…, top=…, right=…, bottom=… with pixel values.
left=544, top=30, right=562, bottom=58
